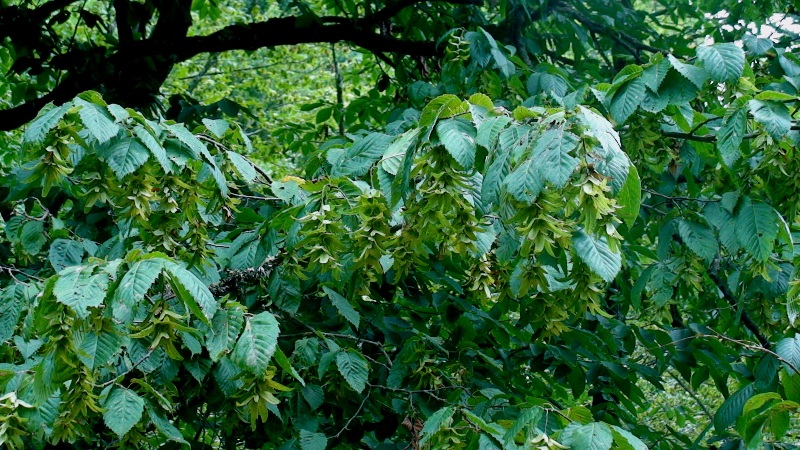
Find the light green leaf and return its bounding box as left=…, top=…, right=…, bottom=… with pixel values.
left=616, top=165, right=641, bottom=228
left=103, top=387, right=144, bottom=437
left=563, top=422, right=613, bottom=450
left=167, top=123, right=214, bottom=163
left=481, top=144, right=511, bottom=206
left=419, top=407, right=456, bottom=447
left=436, top=118, right=477, bottom=169
left=697, top=43, right=745, bottom=83
left=717, top=108, right=747, bottom=167
left=610, top=425, right=648, bottom=450
left=503, top=407, right=543, bottom=445
left=641, top=58, right=670, bottom=92
left=476, top=116, right=512, bottom=149
left=99, top=138, right=150, bottom=179
left=735, top=198, right=778, bottom=261
left=754, top=90, right=796, bottom=101
left=776, top=334, right=800, bottom=373
left=206, top=308, right=245, bottom=362
left=743, top=34, right=774, bottom=55
left=0, top=285, right=28, bottom=342
left=573, top=231, right=622, bottom=282
left=534, top=129, right=579, bottom=188
left=24, top=103, right=69, bottom=144
left=668, top=54, right=708, bottom=88
left=49, top=238, right=85, bottom=272
left=74, top=331, right=121, bottom=370
left=134, top=125, right=172, bottom=174
left=749, top=99, right=792, bottom=139
left=300, top=430, right=328, bottom=450
left=504, top=158, right=543, bottom=202
left=381, top=128, right=421, bottom=175
left=54, top=265, right=110, bottom=318
left=677, top=219, right=719, bottom=261
left=335, top=351, right=369, bottom=393
left=578, top=106, right=622, bottom=156
left=227, top=151, right=258, bottom=182
left=420, top=95, right=468, bottom=127
left=609, top=77, right=646, bottom=124
left=163, top=261, right=217, bottom=323
left=203, top=118, right=230, bottom=138
left=323, top=286, right=360, bottom=329
left=76, top=99, right=120, bottom=144
left=231, top=312, right=280, bottom=376
left=115, top=258, right=164, bottom=309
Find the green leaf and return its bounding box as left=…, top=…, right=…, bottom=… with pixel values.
left=436, top=118, right=477, bottom=169
left=202, top=118, right=230, bottom=138
left=49, top=238, right=85, bottom=272
left=563, top=422, right=613, bottom=450
left=273, top=346, right=305, bottom=386
left=717, top=107, right=747, bottom=167
left=715, top=383, right=755, bottom=431
left=749, top=99, right=792, bottom=139
left=743, top=34, right=774, bottom=55
left=677, top=219, right=719, bottom=261
left=302, top=384, right=324, bottom=410
left=420, top=95, right=468, bottom=127
left=476, top=116, right=512, bottom=149
left=323, top=286, right=360, bottom=329
left=168, top=123, right=214, bottom=163
left=225, top=151, right=257, bottom=182
left=335, top=351, right=369, bottom=393
left=54, top=265, right=110, bottom=318
left=206, top=308, right=245, bottom=362
left=668, top=54, right=708, bottom=88
left=114, top=258, right=164, bottom=309
left=502, top=407, right=543, bottom=445
left=641, top=58, right=670, bottom=92
left=481, top=143, right=512, bottom=206
left=735, top=198, right=778, bottom=261
left=133, top=124, right=172, bottom=173
left=610, top=425, right=647, bottom=450
left=300, top=430, right=328, bottom=450
left=231, top=312, right=280, bottom=376
left=163, top=261, right=217, bottom=323
left=616, top=165, right=641, bottom=228
left=333, top=132, right=393, bottom=177
left=573, top=231, right=622, bottom=282
left=99, top=138, right=151, bottom=179
left=534, top=129, right=580, bottom=188
left=21, top=221, right=46, bottom=255
left=776, top=334, right=800, bottom=372
left=0, top=285, right=28, bottom=342
left=381, top=128, right=421, bottom=175
left=609, top=77, right=646, bottom=124
left=697, top=43, right=745, bottom=83
left=419, top=407, right=456, bottom=447
left=148, top=406, right=188, bottom=444
left=504, top=158, right=543, bottom=202
left=103, top=387, right=144, bottom=437
left=24, top=103, right=69, bottom=144
left=578, top=106, right=622, bottom=157
left=76, top=99, right=120, bottom=144
left=74, top=330, right=121, bottom=370
left=754, top=90, right=797, bottom=101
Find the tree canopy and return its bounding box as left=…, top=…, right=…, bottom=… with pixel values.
left=2, top=0, right=800, bottom=449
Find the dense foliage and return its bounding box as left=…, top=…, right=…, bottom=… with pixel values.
left=3, top=0, right=800, bottom=449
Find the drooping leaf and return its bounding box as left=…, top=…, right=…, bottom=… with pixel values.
left=300, top=430, right=328, bottom=450
left=749, top=99, right=792, bottom=139
left=227, top=151, right=258, bottom=182
left=231, top=312, right=280, bottom=376
left=206, top=308, right=245, bottom=362
left=436, top=118, right=477, bottom=170
left=323, top=286, right=360, bottom=329
left=716, top=107, right=747, bottom=167
left=103, top=387, right=145, bottom=437
left=381, top=128, right=421, bottom=175
left=573, top=231, right=622, bottom=282
left=735, top=198, right=778, bottom=261
left=667, top=54, right=708, bottom=88
left=616, top=165, right=641, bottom=228
left=419, top=407, right=456, bottom=447
left=697, top=43, right=746, bottom=83
left=714, top=383, right=755, bottom=431
left=133, top=125, right=172, bottom=173
left=54, top=265, right=110, bottom=318
left=677, top=219, right=719, bottom=261
left=24, top=103, right=69, bottom=144
left=335, top=350, right=369, bottom=393
left=562, top=422, right=613, bottom=450
left=48, top=238, right=85, bottom=272
left=609, top=77, right=646, bottom=124
left=77, top=99, right=120, bottom=144
left=419, top=95, right=468, bottom=127
left=163, top=261, right=218, bottom=323
left=534, top=129, right=580, bottom=188
left=98, top=138, right=150, bottom=179
left=114, top=258, right=164, bottom=309
left=333, top=132, right=393, bottom=177
left=610, top=425, right=648, bottom=450
left=776, top=334, right=800, bottom=373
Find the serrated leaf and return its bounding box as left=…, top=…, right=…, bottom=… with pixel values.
left=74, top=331, right=121, bottom=370
left=641, top=58, right=670, bottom=92
left=163, top=261, right=217, bottom=323
left=481, top=143, right=512, bottom=206
left=323, top=286, right=360, bottom=328
left=114, top=258, right=164, bottom=310
left=300, top=430, right=328, bottom=450
left=226, top=151, right=257, bottom=182
left=578, top=106, right=622, bottom=156
left=202, top=118, right=230, bottom=138
left=735, top=198, right=778, bottom=261
left=103, top=387, right=144, bottom=437
left=476, top=116, right=512, bottom=149
left=148, top=406, right=188, bottom=444
left=419, top=407, right=455, bottom=447
left=502, top=407, right=543, bottom=445
left=302, top=384, right=324, bottom=410
left=717, top=108, right=747, bottom=167
left=563, top=423, right=613, bottom=450
left=49, top=238, right=85, bottom=272
left=436, top=118, right=477, bottom=169
left=610, top=425, right=648, bottom=450
left=609, top=77, right=646, bottom=124
left=231, top=312, right=280, bottom=376
left=749, top=99, right=792, bottom=139
left=380, top=128, right=421, bottom=175
left=677, top=219, right=719, bottom=261
left=99, top=138, right=150, bottom=179
left=420, top=95, right=468, bottom=127
left=77, top=99, right=120, bottom=144
left=21, top=220, right=46, bottom=255
left=714, top=383, right=755, bottom=431
left=534, top=129, right=579, bottom=188
left=743, top=34, right=774, bottom=55
left=274, top=347, right=305, bottom=386
left=24, top=103, right=69, bottom=144
left=754, top=90, right=796, bottom=101
left=335, top=351, right=369, bottom=393
left=776, top=334, right=800, bottom=373
left=0, top=285, right=27, bottom=342
left=668, top=54, right=708, bottom=88
left=133, top=124, right=172, bottom=173
left=54, top=265, right=109, bottom=318
left=617, top=165, right=641, bottom=228
left=333, top=132, right=393, bottom=177
left=697, top=44, right=745, bottom=83
left=206, top=308, right=245, bottom=362
left=573, top=231, right=622, bottom=282
left=503, top=158, right=543, bottom=202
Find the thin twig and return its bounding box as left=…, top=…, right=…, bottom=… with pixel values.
left=334, top=389, right=371, bottom=438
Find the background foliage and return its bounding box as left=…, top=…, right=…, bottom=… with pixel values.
left=2, top=0, right=800, bottom=449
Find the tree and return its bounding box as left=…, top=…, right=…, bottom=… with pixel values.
left=2, top=0, right=800, bottom=449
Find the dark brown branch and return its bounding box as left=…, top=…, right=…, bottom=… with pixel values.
left=360, top=0, right=480, bottom=27
left=113, top=0, right=133, bottom=45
